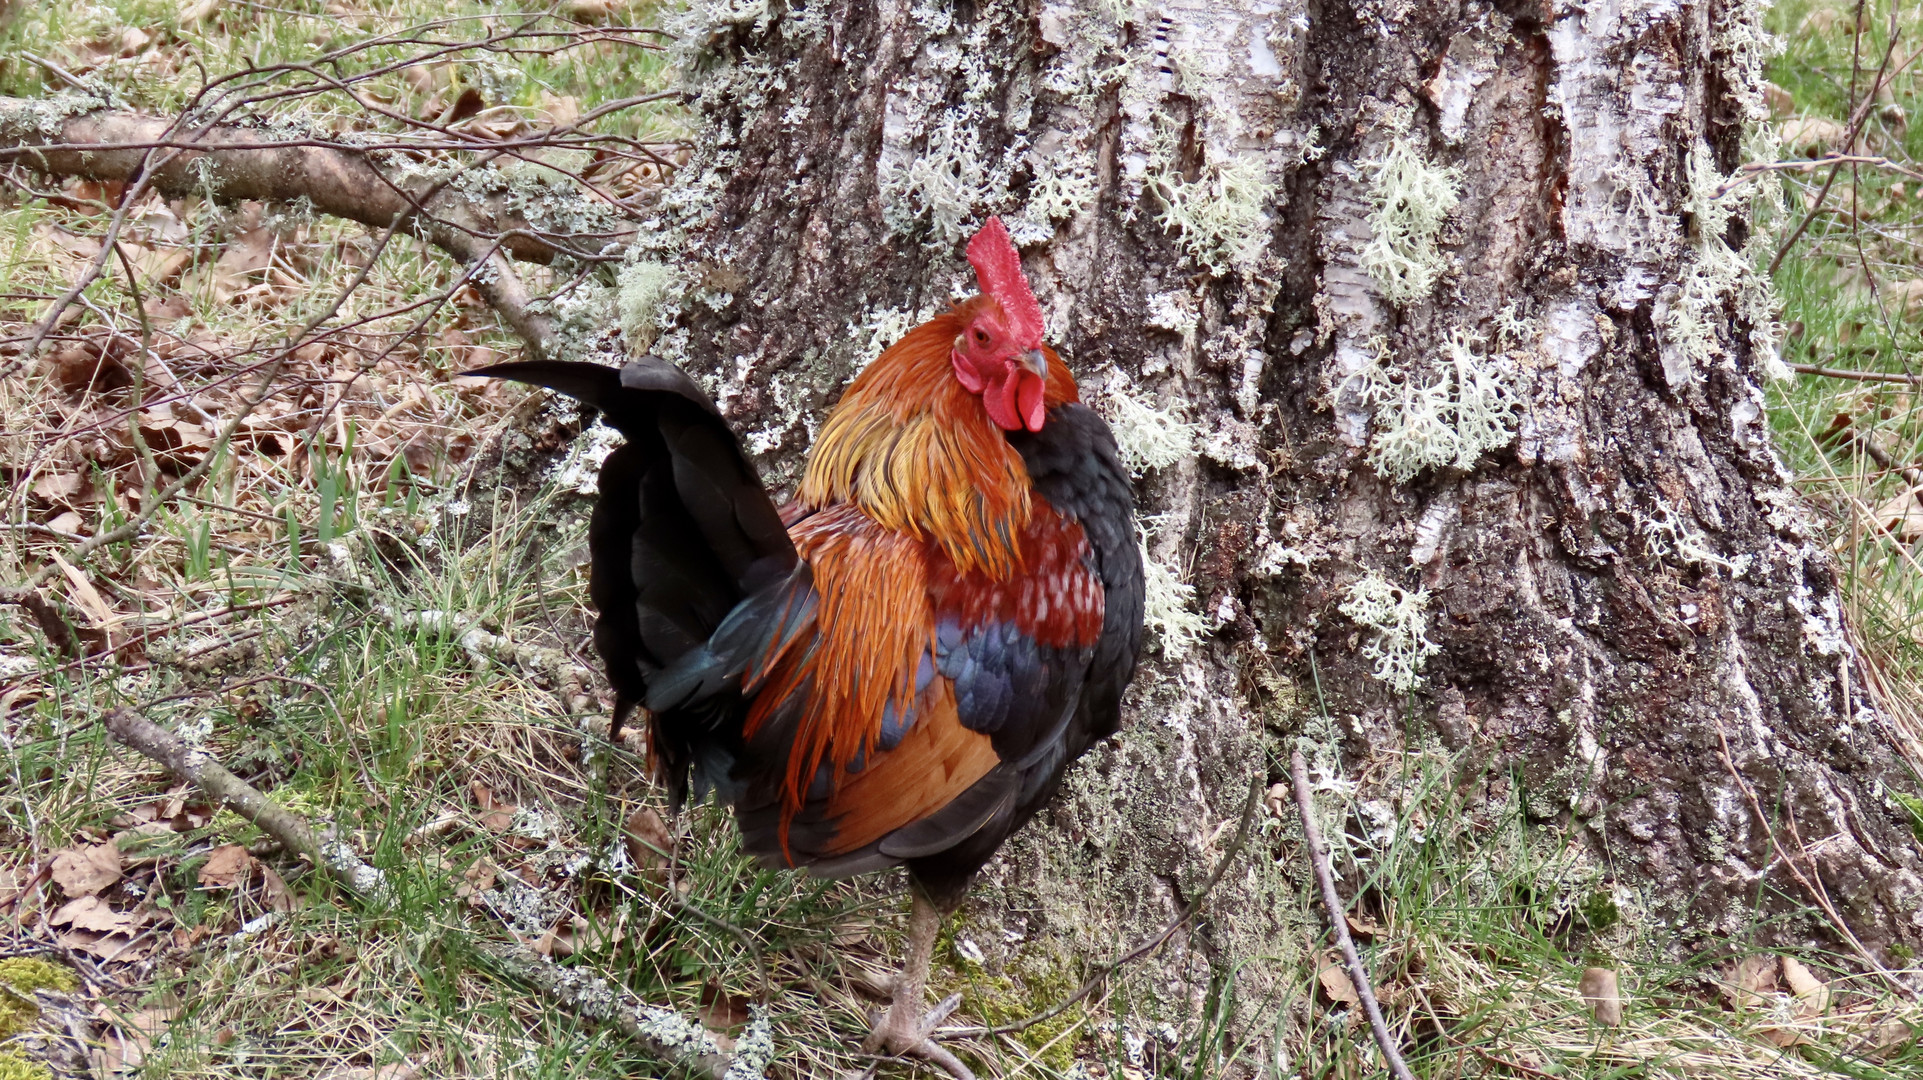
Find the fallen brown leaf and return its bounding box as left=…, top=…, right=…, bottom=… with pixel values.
left=1781, top=956, right=1830, bottom=1017
left=118, top=241, right=193, bottom=289
left=261, top=864, right=298, bottom=913
left=51, top=895, right=137, bottom=934
left=50, top=841, right=122, bottom=897
left=1579, top=967, right=1623, bottom=1026
left=203, top=228, right=277, bottom=304
left=624, top=806, right=670, bottom=873
left=698, top=981, right=750, bottom=1033
left=1317, top=952, right=1358, bottom=1009
left=31, top=471, right=88, bottom=506
left=197, top=844, right=254, bottom=888
left=471, top=781, right=515, bottom=832
left=1726, top=954, right=1779, bottom=1010
left=50, top=553, right=114, bottom=627
left=536, top=915, right=622, bottom=958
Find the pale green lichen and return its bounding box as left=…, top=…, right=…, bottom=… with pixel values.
left=1637, top=496, right=1753, bottom=577
left=1360, top=133, right=1460, bottom=305
left=1358, top=330, right=1516, bottom=482
left=1138, top=513, right=1207, bottom=659
left=1008, top=158, right=1100, bottom=244
left=1662, top=145, right=1787, bottom=385
left=1153, top=157, right=1276, bottom=277
left=1339, top=571, right=1440, bottom=694
left=721, top=1006, right=775, bottom=1080
left=1103, top=388, right=1200, bottom=475
left=846, top=302, right=943, bottom=372
left=616, top=260, right=683, bottom=351
left=0, top=87, right=118, bottom=144
left=881, top=110, right=999, bottom=245
left=1143, top=551, right=1206, bottom=660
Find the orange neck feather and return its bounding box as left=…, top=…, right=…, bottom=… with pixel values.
left=797, top=305, right=1079, bottom=579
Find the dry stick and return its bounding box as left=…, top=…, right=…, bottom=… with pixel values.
left=1766, top=27, right=1906, bottom=279
left=942, top=776, right=1265, bottom=1040
left=96, top=705, right=762, bottom=1080
left=1792, top=362, right=1923, bottom=387
left=99, top=707, right=387, bottom=899
left=1289, top=750, right=1416, bottom=1080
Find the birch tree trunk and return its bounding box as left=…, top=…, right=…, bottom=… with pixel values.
left=626, top=0, right=1923, bottom=1043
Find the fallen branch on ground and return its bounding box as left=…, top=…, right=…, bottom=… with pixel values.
left=377, top=604, right=597, bottom=701
left=0, top=93, right=662, bottom=355
left=1290, top=749, right=1416, bottom=1080
left=100, top=707, right=389, bottom=901
left=95, top=705, right=760, bottom=1079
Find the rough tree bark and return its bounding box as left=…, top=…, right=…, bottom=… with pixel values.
left=614, top=0, right=1923, bottom=1034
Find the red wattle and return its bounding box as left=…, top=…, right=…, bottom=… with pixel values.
left=1017, top=370, right=1045, bottom=432
left=983, top=370, right=1022, bottom=430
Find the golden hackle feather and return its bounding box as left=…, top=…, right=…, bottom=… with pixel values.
left=798, top=304, right=1078, bottom=580
left=754, top=300, right=1081, bottom=855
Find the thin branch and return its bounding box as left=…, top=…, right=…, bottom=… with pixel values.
left=1792, top=362, right=1923, bottom=386
left=942, top=775, right=1265, bottom=1039
left=1290, top=749, right=1416, bottom=1080
left=96, top=704, right=764, bottom=1079
left=99, top=706, right=389, bottom=900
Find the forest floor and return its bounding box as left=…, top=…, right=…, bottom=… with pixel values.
left=3, top=1, right=1923, bottom=1078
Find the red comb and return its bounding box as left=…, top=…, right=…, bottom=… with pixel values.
left=966, top=217, right=1044, bottom=350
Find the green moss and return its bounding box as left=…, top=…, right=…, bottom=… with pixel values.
left=1893, top=791, right=1923, bottom=845
left=0, top=958, right=77, bottom=1041
left=0, top=1051, right=52, bottom=1080
left=942, top=948, right=1083, bottom=1072
left=1580, top=889, right=1621, bottom=934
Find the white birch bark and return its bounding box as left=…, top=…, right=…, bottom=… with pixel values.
left=603, top=0, right=1923, bottom=1044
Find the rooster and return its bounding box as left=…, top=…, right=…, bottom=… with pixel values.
left=471, top=218, right=1143, bottom=1067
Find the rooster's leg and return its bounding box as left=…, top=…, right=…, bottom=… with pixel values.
left=863, top=890, right=975, bottom=1079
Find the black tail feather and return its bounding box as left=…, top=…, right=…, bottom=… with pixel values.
left=468, top=359, right=794, bottom=764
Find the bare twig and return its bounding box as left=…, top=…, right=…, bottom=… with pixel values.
left=1793, top=362, right=1923, bottom=387
left=1290, top=749, right=1416, bottom=1080
left=99, top=706, right=389, bottom=900
left=96, top=705, right=763, bottom=1078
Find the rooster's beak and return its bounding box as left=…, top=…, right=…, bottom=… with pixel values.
left=1020, top=349, right=1048, bottom=381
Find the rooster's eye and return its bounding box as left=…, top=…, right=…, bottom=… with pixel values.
left=973, top=329, right=991, bottom=346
